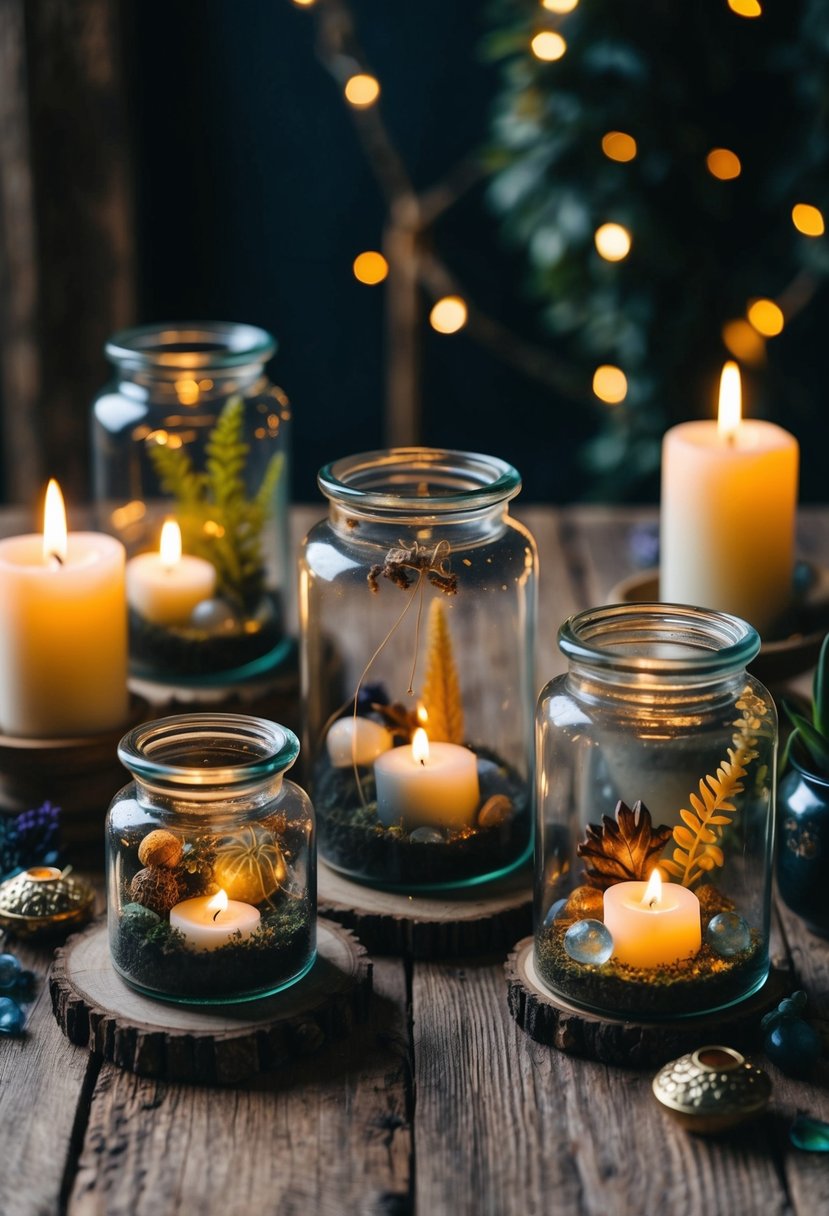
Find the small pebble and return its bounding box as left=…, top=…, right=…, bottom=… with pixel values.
left=0, top=996, right=25, bottom=1036
left=121, top=902, right=161, bottom=931
left=477, top=795, right=513, bottom=829
left=705, top=912, right=751, bottom=957
left=564, top=919, right=614, bottom=965
left=0, top=952, right=22, bottom=991
left=765, top=1019, right=822, bottom=1078
left=189, top=597, right=239, bottom=634
left=409, top=827, right=444, bottom=844
left=542, top=898, right=569, bottom=931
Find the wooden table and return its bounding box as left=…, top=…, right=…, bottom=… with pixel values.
left=3, top=505, right=829, bottom=1216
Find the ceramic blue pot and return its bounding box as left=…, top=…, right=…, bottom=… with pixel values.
left=778, top=748, right=829, bottom=936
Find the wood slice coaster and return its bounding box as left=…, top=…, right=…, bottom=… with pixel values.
left=49, top=917, right=372, bottom=1086
left=505, top=935, right=789, bottom=1068
left=318, top=860, right=532, bottom=958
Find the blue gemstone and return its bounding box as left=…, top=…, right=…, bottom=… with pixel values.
left=0, top=996, right=25, bottom=1036
left=409, top=827, right=444, bottom=844
left=564, top=919, right=613, bottom=965
left=0, top=953, right=22, bottom=991
left=705, top=912, right=751, bottom=957
left=791, top=1115, right=829, bottom=1152
left=765, top=1019, right=822, bottom=1078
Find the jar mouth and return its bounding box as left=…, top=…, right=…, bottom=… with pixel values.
left=318, top=447, right=521, bottom=514
left=118, top=713, right=299, bottom=786
left=559, top=603, right=761, bottom=676
left=105, top=322, right=277, bottom=371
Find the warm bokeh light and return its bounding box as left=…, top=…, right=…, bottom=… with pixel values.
left=718, top=361, right=742, bottom=438
left=159, top=519, right=182, bottom=571
left=344, top=74, right=380, bottom=108
left=412, top=727, right=430, bottom=765
left=747, top=298, right=784, bottom=337
left=721, top=319, right=765, bottom=365
left=541, top=0, right=578, bottom=11
left=706, top=148, right=741, bottom=180
left=602, top=131, right=637, bottom=163
left=531, top=31, right=567, bottom=61
left=430, top=296, right=468, bottom=334
left=353, top=251, right=389, bottom=285
left=176, top=377, right=200, bottom=405
left=291, top=0, right=316, bottom=7
left=792, top=203, right=825, bottom=237
left=727, top=0, right=762, bottom=16
left=592, top=365, right=628, bottom=404
left=594, top=222, right=631, bottom=261
left=43, top=479, right=67, bottom=565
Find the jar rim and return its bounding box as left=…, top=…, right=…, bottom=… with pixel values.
left=105, top=322, right=277, bottom=371
left=118, top=713, right=299, bottom=786
left=558, top=603, right=761, bottom=675
left=317, top=447, right=521, bottom=514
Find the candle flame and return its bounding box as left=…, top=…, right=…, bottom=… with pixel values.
left=42, top=479, right=68, bottom=565
left=717, top=361, right=742, bottom=440
left=208, top=888, right=228, bottom=921
left=642, top=869, right=663, bottom=908
left=159, top=519, right=182, bottom=571
left=412, top=727, right=430, bottom=766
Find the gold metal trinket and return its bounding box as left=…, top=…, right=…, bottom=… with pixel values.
left=652, top=1045, right=771, bottom=1135
left=0, top=866, right=95, bottom=938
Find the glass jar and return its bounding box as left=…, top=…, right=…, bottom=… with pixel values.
left=106, top=713, right=315, bottom=1004
left=91, top=322, right=292, bottom=684
left=299, top=447, right=537, bottom=891
left=535, top=603, right=776, bottom=1019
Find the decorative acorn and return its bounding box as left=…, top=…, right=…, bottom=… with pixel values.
left=129, top=866, right=183, bottom=916
left=138, top=830, right=184, bottom=869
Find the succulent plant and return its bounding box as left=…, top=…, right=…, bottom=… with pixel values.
left=782, top=635, right=829, bottom=776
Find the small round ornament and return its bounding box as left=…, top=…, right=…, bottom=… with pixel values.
left=138, top=830, right=183, bottom=869
left=0, top=996, right=25, bottom=1036
left=0, top=866, right=95, bottom=938
left=705, top=911, right=751, bottom=957
left=129, top=867, right=183, bottom=916
left=212, top=825, right=287, bottom=904
left=0, top=952, right=22, bottom=990
left=189, top=597, right=239, bottom=634
left=409, top=826, right=444, bottom=844
left=652, top=1046, right=771, bottom=1134
left=564, top=918, right=613, bottom=965
left=764, top=1019, right=822, bottom=1078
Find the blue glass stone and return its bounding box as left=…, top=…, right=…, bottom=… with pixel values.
left=542, top=898, right=569, bottom=931
left=764, top=1019, right=822, bottom=1078
left=409, top=827, right=444, bottom=844
left=705, top=912, right=751, bottom=957
left=564, top=919, right=613, bottom=965
left=0, top=996, right=25, bottom=1036
left=791, top=1115, right=829, bottom=1152
left=0, top=953, right=22, bottom=991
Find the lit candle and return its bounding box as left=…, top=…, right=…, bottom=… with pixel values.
left=0, top=480, right=128, bottom=737
left=169, top=888, right=261, bottom=951
left=326, top=716, right=393, bottom=767
left=660, top=362, right=799, bottom=635
left=603, top=869, right=701, bottom=968
left=374, top=727, right=480, bottom=829
left=126, top=520, right=216, bottom=626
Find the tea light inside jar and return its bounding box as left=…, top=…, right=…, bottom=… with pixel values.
left=169, top=888, right=260, bottom=951
left=603, top=869, right=701, bottom=968
left=126, top=520, right=216, bottom=626
left=374, top=727, right=480, bottom=829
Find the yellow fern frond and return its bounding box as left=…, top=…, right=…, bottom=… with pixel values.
left=420, top=599, right=464, bottom=744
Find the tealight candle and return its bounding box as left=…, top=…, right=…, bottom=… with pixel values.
left=0, top=480, right=128, bottom=737
left=126, top=520, right=216, bottom=626
left=169, top=888, right=261, bottom=951
left=660, top=362, right=799, bottom=635
left=603, top=869, right=701, bottom=968
left=374, top=727, right=480, bottom=829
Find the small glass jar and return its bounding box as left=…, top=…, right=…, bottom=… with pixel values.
left=106, top=714, right=315, bottom=1004
left=535, top=603, right=776, bottom=1019
left=299, top=447, right=537, bottom=891
left=91, top=322, right=292, bottom=684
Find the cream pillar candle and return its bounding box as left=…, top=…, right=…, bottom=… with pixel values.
left=126, top=520, right=216, bottom=626
left=660, top=362, right=799, bottom=636
left=374, top=727, right=480, bottom=829
left=0, top=481, right=128, bottom=738
left=603, top=870, right=701, bottom=968
left=169, top=889, right=261, bottom=951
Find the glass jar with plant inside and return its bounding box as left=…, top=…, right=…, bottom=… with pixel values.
left=106, top=714, right=315, bottom=1004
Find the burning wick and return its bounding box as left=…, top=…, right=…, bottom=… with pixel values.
left=642, top=868, right=663, bottom=911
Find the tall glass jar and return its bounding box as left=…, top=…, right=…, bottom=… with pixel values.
left=300, top=448, right=537, bottom=891
left=91, top=322, right=292, bottom=683
left=106, top=714, right=315, bottom=1004
left=535, top=603, right=776, bottom=1019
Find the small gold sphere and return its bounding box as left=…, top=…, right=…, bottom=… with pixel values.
left=138, top=830, right=184, bottom=869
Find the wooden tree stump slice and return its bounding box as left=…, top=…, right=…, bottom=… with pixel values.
left=505, top=935, right=789, bottom=1068
left=318, top=861, right=532, bottom=958
left=50, top=917, right=372, bottom=1085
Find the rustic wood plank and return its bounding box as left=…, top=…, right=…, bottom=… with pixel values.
left=413, top=959, right=794, bottom=1216
left=66, top=958, right=411, bottom=1216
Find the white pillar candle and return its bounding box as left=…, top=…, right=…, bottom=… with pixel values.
left=660, top=362, right=799, bottom=636
left=126, top=520, right=216, bottom=626
left=374, top=727, right=480, bottom=829
left=326, top=716, right=394, bottom=767
left=0, top=480, right=128, bottom=738
left=169, top=889, right=261, bottom=951
left=603, top=870, right=701, bottom=968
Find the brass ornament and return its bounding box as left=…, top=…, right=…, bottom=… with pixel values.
left=577, top=800, right=673, bottom=890
left=0, top=866, right=95, bottom=938
left=652, top=1045, right=771, bottom=1134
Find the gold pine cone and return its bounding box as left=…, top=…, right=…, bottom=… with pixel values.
left=138, top=830, right=184, bottom=869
